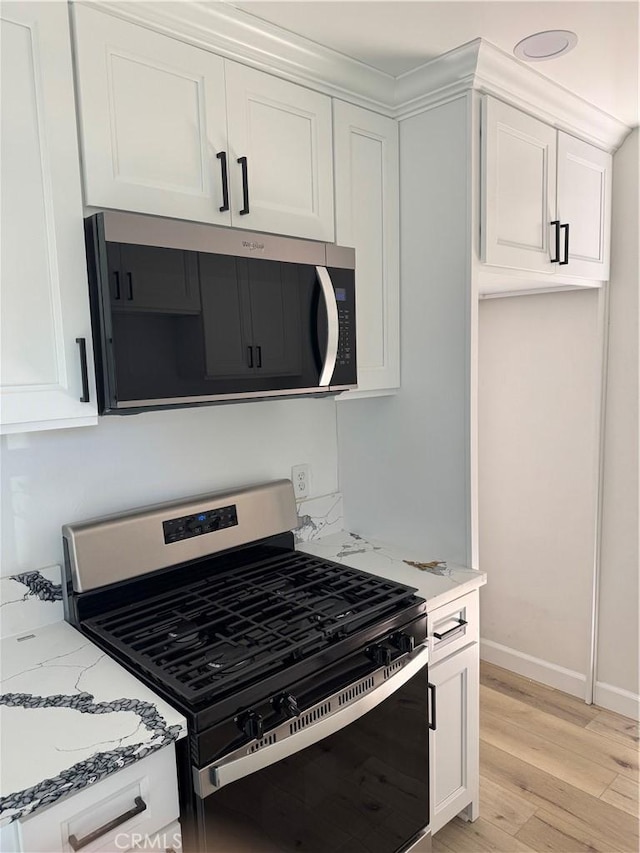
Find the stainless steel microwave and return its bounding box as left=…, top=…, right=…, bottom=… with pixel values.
left=84, top=212, right=357, bottom=414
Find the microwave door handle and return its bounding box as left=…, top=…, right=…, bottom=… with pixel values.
left=316, top=265, right=339, bottom=386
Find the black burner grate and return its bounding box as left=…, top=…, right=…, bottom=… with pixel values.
left=82, top=551, right=417, bottom=704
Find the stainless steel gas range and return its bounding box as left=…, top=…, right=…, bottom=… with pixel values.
left=62, top=480, right=431, bottom=853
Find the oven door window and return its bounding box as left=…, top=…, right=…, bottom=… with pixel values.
left=199, top=668, right=429, bottom=853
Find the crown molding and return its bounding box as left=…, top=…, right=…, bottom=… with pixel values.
left=78, top=0, right=396, bottom=114
left=78, top=2, right=631, bottom=151
left=473, top=40, right=629, bottom=152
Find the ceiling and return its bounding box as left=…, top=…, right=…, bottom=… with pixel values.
left=231, top=1, right=639, bottom=126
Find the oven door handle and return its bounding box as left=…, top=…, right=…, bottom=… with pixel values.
left=316, top=265, right=339, bottom=387
left=193, top=643, right=429, bottom=798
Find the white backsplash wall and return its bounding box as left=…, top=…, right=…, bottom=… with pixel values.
left=1, top=398, right=339, bottom=577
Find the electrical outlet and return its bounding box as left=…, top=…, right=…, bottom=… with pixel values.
left=291, top=464, right=310, bottom=499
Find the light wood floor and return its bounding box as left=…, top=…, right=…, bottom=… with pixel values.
left=431, top=661, right=639, bottom=853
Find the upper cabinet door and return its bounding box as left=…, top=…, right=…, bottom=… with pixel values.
left=72, top=5, right=230, bottom=225
left=225, top=62, right=334, bottom=241
left=557, top=133, right=611, bottom=280
left=482, top=97, right=557, bottom=274
left=0, top=2, right=97, bottom=434
left=333, top=101, right=399, bottom=394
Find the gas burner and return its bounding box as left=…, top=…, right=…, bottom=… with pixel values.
left=317, top=596, right=354, bottom=621
left=206, top=642, right=255, bottom=672
left=167, top=620, right=205, bottom=650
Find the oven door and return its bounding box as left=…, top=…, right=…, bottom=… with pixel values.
left=193, top=644, right=429, bottom=853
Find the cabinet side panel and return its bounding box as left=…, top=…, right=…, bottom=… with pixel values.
left=597, top=128, right=639, bottom=705
left=338, top=97, right=471, bottom=564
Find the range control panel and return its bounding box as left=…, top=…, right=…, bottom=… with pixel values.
left=163, top=504, right=238, bottom=544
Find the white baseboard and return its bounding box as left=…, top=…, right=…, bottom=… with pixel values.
left=594, top=682, right=640, bottom=720
left=480, top=638, right=640, bottom=720
left=480, top=638, right=586, bottom=699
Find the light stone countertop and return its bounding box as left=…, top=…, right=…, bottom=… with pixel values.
left=298, top=529, right=486, bottom=612
left=0, top=573, right=187, bottom=825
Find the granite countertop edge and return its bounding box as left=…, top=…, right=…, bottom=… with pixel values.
left=0, top=620, right=187, bottom=827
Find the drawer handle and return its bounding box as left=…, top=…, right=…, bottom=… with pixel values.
left=68, top=795, right=147, bottom=851
left=433, top=618, right=467, bottom=641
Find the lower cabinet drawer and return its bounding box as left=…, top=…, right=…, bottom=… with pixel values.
left=429, top=590, right=479, bottom=664
left=19, top=746, right=179, bottom=853
left=124, top=820, right=182, bottom=852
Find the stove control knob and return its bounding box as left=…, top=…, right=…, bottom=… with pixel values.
left=273, top=692, right=301, bottom=718
left=391, top=632, right=415, bottom=654
left=367, top=644, right=392, bottom=666
left=237, top=711, right=263, bottom=741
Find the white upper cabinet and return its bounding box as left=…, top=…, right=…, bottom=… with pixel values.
left=0, top=2, right=97, bottom=434
left=225, top=62, right=334, bottom=241
left=333, top=101, right=399, bottom=394
left=72, top=4, right=230, bottom=226
left=482, top=96, right=612, bottom=282
left=72, top=7, right=334, bottom=241
left=482, top=97, right=557, bottom=274
left=557, top=132, right=612, bottom=279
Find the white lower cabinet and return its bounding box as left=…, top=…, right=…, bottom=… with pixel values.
left=124, top=820, right=182, bottom=852
left=429, top=617, right=479, bottom=834
left=15, top=746, right=179, bottom=853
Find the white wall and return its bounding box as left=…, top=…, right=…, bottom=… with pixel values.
left=478, top=290, right=601, bottom=686
left=0, top=398, right=339, bottom=577
left=596, top=127, right=639, bottom=706
left=338, top=96, right=472, bottom=565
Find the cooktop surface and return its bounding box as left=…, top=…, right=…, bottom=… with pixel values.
left=81, top=550, right=419, bottom=706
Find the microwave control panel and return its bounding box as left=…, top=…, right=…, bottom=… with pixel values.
left=163, top=504, right=238, bottom=544
left=335, top=287, right=355, bottom=366
left=336, top=297, right=353, bottom=368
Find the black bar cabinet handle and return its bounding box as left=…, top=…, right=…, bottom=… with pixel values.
left=550, top=220, right=561, bottom=263
left=126, top=271, right=134, bottom=300
left=75, top=338, right=90, bottom=403
left=247, top=345, right=254, bottom=368
left=433, top=618, right=467, bottom=641
left=113, top=271, right=121, bottom=300
left=238, top=156, right=250, bottom=215
left=256, top=345, right=262, bottom=368
left=560, top=222, right=570, bottom=265
left=428, top=682, right=437, bottom=731
left=217, top=151, right=230, bottom=212
left=68, top=796, right=147, bottom=851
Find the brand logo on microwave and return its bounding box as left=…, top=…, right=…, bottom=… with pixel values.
left=242, top=240, right=265, bottom=252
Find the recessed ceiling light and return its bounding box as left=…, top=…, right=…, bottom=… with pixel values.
left=514, top=30, right=578, bottom=62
